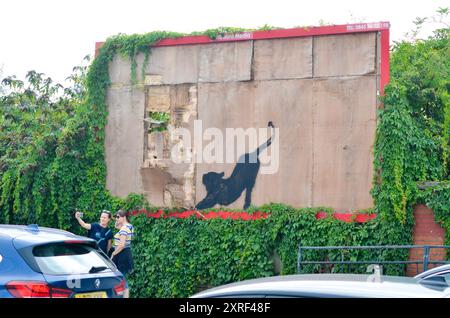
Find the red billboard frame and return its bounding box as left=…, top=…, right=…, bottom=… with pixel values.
left=96, top=21, right=390, bottom=93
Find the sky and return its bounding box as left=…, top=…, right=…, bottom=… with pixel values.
left=0, top=0, right=448, bottom=85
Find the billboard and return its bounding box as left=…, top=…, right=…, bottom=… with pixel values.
left=102, top=22, right=390, bottom=212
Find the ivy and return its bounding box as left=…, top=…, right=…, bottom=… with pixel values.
left=127, top=203, right=387, bottom=298
left=372, top=26, right=449, bottom=232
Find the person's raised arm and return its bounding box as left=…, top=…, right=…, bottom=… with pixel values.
left=75, top=211, right=91, bottom=230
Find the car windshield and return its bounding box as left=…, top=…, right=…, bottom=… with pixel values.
left=32, top=243, right=115, bottom=275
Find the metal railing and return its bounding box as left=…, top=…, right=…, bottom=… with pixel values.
left=297, top=244, right=450, bottom=275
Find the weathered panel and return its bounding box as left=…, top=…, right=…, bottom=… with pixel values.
left=312, top=76, right=377, bottom=211
left=143, top=84, right=197, bottom=208
left=105, top=86, right=145, bottom=197
left=146, top=86, right=171, bottom=112
left=146, top=45, right=200, bottom=84
left=108, top=54, right=136, bottom=85
left=196, top=82, right=255, bottom=208
left=140, top=167, right=174, bottom=206
left=313, top=32, right=376, bottom=77
left=198, top=41, right=253, bottom=82
left=253, top=80, right=314, bottom=207
left=254, top=37, right=313, bottom=80
left=196, top=80, right=314, bottom=209
left=144, top=41, right=253, bottom=84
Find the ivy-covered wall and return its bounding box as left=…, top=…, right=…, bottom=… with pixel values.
left=127, top=203, right=391, bottom=298
left=371, top=27, right=449, bottom=244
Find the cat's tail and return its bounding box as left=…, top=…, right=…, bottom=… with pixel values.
left=257, top=121, right=275, bottom=154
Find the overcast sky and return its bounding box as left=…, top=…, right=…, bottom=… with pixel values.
left=0, top=0, right=448, bottom=85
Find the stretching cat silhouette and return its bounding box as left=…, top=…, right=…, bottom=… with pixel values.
left=196, top=121, right=275, bottom=210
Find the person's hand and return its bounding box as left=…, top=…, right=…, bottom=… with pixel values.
left=75, top=211, right=82, bottom=219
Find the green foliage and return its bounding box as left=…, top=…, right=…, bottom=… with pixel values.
left=129, top=214, right=273, bottom=297
left=0, top=66, right=90, bottom=228
left=391, top=29, right=450, bottom=175
left=370, top=14, right=449, bottom=265
left=372, top=24, right=449, bottom=232
left=195, top=27, right=250, bottom=40
left=190, top=25, right=281, bottom=40
left=128, top=203, right=392, bottom=298
left=148, top=111, right=170, bottom=133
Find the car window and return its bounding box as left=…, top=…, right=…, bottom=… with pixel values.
left=438, top=272, right=450, bottom=286
left=32, top=243, right=114, bottom=275
left=420, top=271, right=450, bottom=288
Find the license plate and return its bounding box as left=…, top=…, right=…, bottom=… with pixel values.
left=75, top=291, right=107, bottom=298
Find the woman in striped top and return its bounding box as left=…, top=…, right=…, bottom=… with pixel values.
left=111, top=209, right=134, bottom=298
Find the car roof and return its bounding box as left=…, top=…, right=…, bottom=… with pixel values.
left=0, top=224, right=93, bottom=248
left=191, top=274, right=450, bottom=298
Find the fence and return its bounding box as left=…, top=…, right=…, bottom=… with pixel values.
left=297, top=244, right=450, bottom=276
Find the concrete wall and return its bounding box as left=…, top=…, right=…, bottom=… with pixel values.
left=105, top=32, right=380, bottom=211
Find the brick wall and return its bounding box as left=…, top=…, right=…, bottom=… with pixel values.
left=406, top=204, right=446, bottom=276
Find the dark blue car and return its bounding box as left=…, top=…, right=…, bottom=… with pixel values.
left=0, top=224, right=125, bottom=298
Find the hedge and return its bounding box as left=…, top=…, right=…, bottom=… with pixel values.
left=126, top=203, right=409, bottom=298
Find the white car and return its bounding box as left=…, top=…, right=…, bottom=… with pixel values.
left=191, top=272, right=450, bottom=298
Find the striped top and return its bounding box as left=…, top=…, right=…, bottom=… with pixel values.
left=113, top=223, right=134, bottom=249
